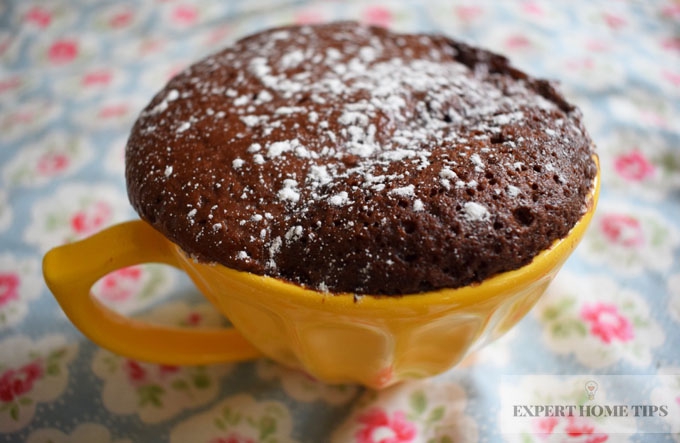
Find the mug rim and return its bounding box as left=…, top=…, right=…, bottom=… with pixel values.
left=180, top=156, right=600, bottom=310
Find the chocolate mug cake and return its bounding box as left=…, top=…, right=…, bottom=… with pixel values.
left=125, top=21, right=597, bottom=295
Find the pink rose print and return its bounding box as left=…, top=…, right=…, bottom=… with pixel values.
left=532, top=416, right=608, bottom=442
left=0, top=273, right=20, bottom=307
left=98, top=104, right=128, bottom=119
left=172, top=5, right=198, bottom=25
left=295, top=11, right=324, bottom=25
left=97, top=266, right=142, bottom=302
left=211, top=434, right=256, bottom=443
left=363, top=6, right=393, bottom=27
left=565, top=417, right=608, bottom=442
left=124, top=360, right=147, bottom=385
left=0, top=77, right=21, bottom=94
left=47, top=39, right=79, bottom=65
left=25, top=6, right=52, bottom=28
left=82, top=70, right=112, bottom=87
left=36, top=152, right=69, bottom=176
left=505, top=34, right=531, bottom=50
left=185, top=311, right=203, bottom=326
left=124, top=360, right=180, bottom=386
left=355, top=408, right=416, bottom=443
left=455, top=6, right=483, bottom=21
left=613, top=150, right=655, bottom=182
left=662, top=37, right=680, bottom=53
left=70, top=201, right=113, bottom=236
left=599, top=214, right=644, bottom=248
left=663, top=70, right=680, bottom=87
left=533, top=416, right=558, bottom=435
left=580, top=302, right=634, bottom=344
left=109, top=10, right=134, bottom=29
left=0, top=360, right=43, bottom=404
left=602, top=13, right=626, bottom=30
left=521, top=1, right=544, bottom=16
left=661, top=4, right=680, bottom=20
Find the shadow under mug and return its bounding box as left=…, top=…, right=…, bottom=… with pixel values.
left=43, top=161, right=599, bottom=389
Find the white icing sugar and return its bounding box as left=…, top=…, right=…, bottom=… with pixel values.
left=328, top=191, right=350, bottom=206
left=470, top=153, right=484, bottom=172
left=280, top=49, right=305, bottom=69
left=390, top=185, right=415, bottom=197
left=507, top=185, right=521, bottom=197
left=166, top=89, right=179, bottom=101
left=176, top=122, right=190, bottom=133
left=463, top=202, right=490, bottom=221
left=232, top=158, right=245, bottom=169
left=278, top=179, right=300, bottom=203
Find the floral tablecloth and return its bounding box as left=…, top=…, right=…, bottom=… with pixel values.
left=1, top=0, right=679, bottom=442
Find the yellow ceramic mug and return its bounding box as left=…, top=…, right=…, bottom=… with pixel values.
left=43, top=160, right=599, bottom=389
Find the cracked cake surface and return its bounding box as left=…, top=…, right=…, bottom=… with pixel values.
left=125, top=21, right=597, bottom=295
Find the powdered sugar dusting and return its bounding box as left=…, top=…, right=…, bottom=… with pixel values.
left=463, top=202, right=490, bottom=221
left=129, top=22, right=595, bottom=294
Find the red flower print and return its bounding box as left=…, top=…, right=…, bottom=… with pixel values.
left=47, top=39, right=79, bottom=65
left=0, top=360, right=43, bottom=403
left=211, top=434, right=255, bottom=443
left=599, top=214, right=644, bottom=248
left=97, top=266, right=142, bottom=302
left=25, top=6, right=52, bottom=28
left=614, top=150, right=655, bottom=182
left=363, top=6, right=393, bottom=27
left=0, top=272, right=20, bottom=307
left=185, top=311, right=203, bottom=326
left=158, top=365, right=180, bottom=378
left=580, top=302, right=634, bottom=344
left=70, top=201, right=113, bottom=236
left=355, top=408, right=416, bottom=443
left=82, top=70, right=113, bottom=86
left=124, top=360, right=147, bottom=384
left=37, top=152, right=69, bottom=176
left=533, top=416, right=558, bottom=435
left=171, top=5, right=198, bottom=25
left=109, top=10, right=134, bottom=28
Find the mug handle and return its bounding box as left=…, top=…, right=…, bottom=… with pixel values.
left=42, top=220, right=261, bottom=365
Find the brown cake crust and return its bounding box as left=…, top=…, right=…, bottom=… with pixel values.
left=125, top=22, right=597, bottom=295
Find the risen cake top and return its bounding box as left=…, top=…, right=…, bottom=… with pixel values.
left=126, top=22, right=597, bottom=295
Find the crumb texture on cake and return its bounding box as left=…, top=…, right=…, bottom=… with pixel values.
left=126, top=22, right=597, bottom=295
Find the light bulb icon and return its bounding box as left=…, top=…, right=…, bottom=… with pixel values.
left=585, top=380, right=598, bottom=401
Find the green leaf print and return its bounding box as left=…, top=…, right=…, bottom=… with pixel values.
left=551, top=319, right=586, bottom=338
left=258, top=415, right=277, bottom=440
left=409, top=390, right=427, bottom=417
left=138, top=384, right=164, bottom=408
left=171, top=379, right=189, bottom=391
left=427, top=405, right=445, bottom=423
left=192, top=373, right=211, bottom=389
left=220, top=405, right=242, bottom=426
left=10, top=404, right=19, bottom=421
